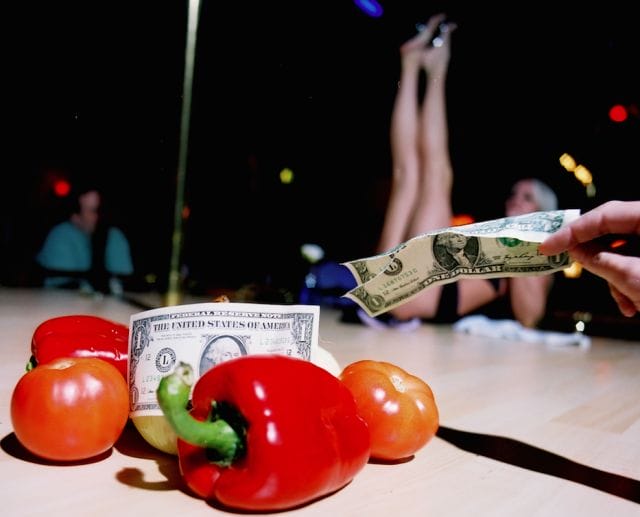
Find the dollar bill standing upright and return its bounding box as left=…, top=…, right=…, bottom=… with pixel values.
left=128, top=302, right=320, bottom=418
left=343, top=210, right=580, bottom=317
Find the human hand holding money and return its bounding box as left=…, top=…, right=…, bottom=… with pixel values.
left=343, top=210, right=580, bottom=317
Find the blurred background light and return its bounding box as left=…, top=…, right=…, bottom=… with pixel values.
left=608, top=104, right=628, bottom=123
left=353, top=0, right=383, bottom=18
left=301, top=243, right=325, bottom=264
left=558, top=153, right=596, bottom=197
left=451, top=214, right=475, bottom=226
left=52, top=179, right=71, bottom=197
left=279, top=167, right=294, bottom=184
left=563, top=261, right=583, bottom=279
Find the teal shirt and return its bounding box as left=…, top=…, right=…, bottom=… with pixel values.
left=36, top=221, right=133, bottom=287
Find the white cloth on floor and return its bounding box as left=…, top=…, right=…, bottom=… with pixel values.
left=452, top=314, right=591, bottom=348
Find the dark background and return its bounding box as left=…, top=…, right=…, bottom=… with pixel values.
left=4, top=1, right=639, bottom=337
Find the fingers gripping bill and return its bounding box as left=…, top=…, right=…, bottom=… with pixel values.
left=343, top=210, right=580, bottom=317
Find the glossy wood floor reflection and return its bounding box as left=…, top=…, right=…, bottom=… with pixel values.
left=1, top=287, right=639, bottom=516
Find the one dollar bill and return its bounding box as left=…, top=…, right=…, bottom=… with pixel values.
left=343, top=209, right=580, bottom=317
left=128, top=302, right=320, bottom=417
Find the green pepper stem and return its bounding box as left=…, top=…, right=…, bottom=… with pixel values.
left=26, top=355, right=37, bottom=372
left=157, top=362, right=241, bottom=466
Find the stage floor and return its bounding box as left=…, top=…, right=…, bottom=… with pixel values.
left=1, top=287, right=639, bottom=515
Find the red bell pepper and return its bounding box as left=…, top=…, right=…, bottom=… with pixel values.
left=157, top=356, right=370, bottom=511
left=29, top=315, right=129, bottom=379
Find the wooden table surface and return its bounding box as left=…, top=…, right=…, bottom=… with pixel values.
left=1, top=287, right=639, bottom=516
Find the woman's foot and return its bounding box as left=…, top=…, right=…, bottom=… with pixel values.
left=400, top=13, right=447, bottom=55
left=356, top=308, right=421, bottom=332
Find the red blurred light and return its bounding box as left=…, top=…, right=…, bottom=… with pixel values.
left=53, top=179, right=71, bottom=197
left=608, top=104, right=628, bottom=123
left=451, top=214, right=475, bottom=226
left=610, top=239, right=627, bottom=249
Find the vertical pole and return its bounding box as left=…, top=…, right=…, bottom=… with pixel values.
left=166, top=0, right=201, bottom=306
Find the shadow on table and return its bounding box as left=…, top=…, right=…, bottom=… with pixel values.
left=1, top=423, right=186, bottom=494
left=437, top=426, right=640, bottom=504
left=113, top=421, right=188, bottom=494
left=1, top=432, right=111, bottom=465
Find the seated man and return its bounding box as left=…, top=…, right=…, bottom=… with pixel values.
left=36, top=185, right=133, bottom=295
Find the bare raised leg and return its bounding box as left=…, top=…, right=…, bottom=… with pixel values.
left=389, top=17, right=461, bottom=320
left=377, top=15, right=449, bottom=254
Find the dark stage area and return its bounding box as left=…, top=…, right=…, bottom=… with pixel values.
left=4, top=2, right=639, bottom=338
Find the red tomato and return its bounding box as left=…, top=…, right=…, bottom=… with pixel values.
left=339, top=360, right=439, bottom=461
left=10, top=357, right=129, bottom=461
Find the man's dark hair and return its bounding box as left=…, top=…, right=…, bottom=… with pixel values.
left=68, top=181, right=102, bottom=215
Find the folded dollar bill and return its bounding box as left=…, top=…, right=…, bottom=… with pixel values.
left=342, top=209, right=580, bottom=317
